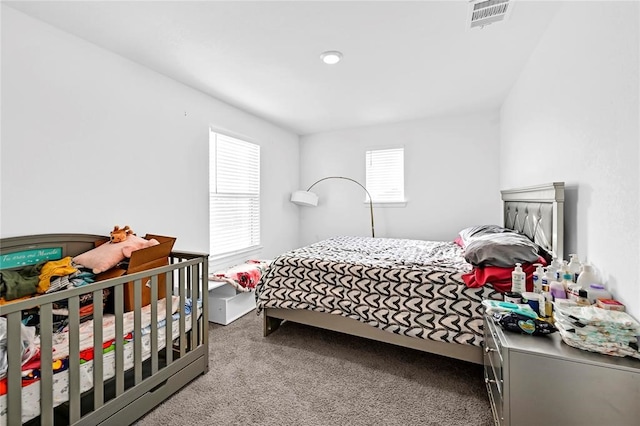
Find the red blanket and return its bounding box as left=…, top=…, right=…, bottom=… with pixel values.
left=462, top=257, right=547, bottom=293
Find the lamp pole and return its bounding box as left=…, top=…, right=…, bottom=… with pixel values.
left=306, top=176, right=375, bottom=238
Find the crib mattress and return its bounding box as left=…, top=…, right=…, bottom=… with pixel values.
left=0, top=297, right=201, bottom=424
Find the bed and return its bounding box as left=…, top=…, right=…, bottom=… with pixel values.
left=256, top=182, right=565, bottom=364
left=0, top=233, right=209, bottom=425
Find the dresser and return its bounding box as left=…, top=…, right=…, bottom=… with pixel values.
left=483, top=313, right=640, bottom=426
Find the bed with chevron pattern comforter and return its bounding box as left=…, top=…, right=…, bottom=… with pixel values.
left=256, top=236, right=502, bottom=348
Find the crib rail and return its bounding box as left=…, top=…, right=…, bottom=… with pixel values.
left=1, top=250, right=209, bottom=426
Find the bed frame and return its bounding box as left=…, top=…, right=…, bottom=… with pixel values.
left=262, top=182, right=565, bottom=365
left=0, top=234, right=209, bottom=425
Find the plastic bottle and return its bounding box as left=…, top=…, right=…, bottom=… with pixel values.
left=568, top=254, right=581, bottom=283
left=576, top=263, right=601, bottom=288
left=511, top=263, right=526, bottom=294
left=541, top=283, right=553, bottom=319
left=532, top=263, right=544, bottom=294
left=549, top=257, right=562, bottom=280
left=576, top=289, right=590, bottom=306
left=566, top=283, right=582, bottom=301
left=586, top=284, right=611, bottom=304
left=541, top=267, right=552, bottom=288
left=561, top=267, right=573, bottom=294
left=549, top=280, right=567, bottom=299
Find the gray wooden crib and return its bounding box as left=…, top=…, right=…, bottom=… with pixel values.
left=0, top=234, right=209, bottom=425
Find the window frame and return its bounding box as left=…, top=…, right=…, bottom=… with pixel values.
left=365, top=146, right=407, bottom=207
left=209, top=129, right=262, bottom=262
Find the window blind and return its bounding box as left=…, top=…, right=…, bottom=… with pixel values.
left=209, top=132, right=260, bottom=257
left=365, top=148, right=405, bottom=202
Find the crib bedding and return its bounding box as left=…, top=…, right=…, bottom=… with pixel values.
left=0, top=296, right=202, bottom=424
left=256, top=236, right=502, bottom=347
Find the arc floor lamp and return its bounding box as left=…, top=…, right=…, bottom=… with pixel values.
left=290, top=176, right=375, bottom=238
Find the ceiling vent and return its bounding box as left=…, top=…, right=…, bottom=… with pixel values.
left=468, top=0, right=513, bottom=29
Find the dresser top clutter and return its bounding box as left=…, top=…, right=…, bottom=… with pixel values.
left=483, top=246, right=640, bottom=426
left=489, top=314, right=640, bottom=371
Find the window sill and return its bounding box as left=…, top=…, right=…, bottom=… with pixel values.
left=209, top=245, right=263, bottom=272
left=365, top=201, right=408, bottom=208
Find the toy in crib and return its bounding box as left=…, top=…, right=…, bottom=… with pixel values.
left=110, top=225, right=133, bottom=243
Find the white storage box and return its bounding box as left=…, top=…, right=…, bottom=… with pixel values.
left=208, top=282, right=256, bottom=325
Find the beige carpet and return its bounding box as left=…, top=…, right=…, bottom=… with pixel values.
left=137, top=310, right=494, bottom=426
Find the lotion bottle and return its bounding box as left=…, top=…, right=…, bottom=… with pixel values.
left=568, top=254, right=581, bottom=283
left=541, top=267, right=552, bottom=288
left=548, top=256, right=562, bottom=280
left=511, top=263, right=526, bottom=294
left=532, top=263, right=544, bottom=294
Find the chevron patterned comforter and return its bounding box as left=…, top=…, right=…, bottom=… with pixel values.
left=256, top=236, right=502, bottom=347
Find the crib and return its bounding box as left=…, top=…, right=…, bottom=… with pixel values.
left=0, top=233, right=209, bottom=425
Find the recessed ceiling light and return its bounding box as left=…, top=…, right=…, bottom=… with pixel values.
left=320, top=51, right=343, bottom=65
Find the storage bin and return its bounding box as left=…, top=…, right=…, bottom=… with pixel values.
left=208, top=283, right=256, bottom=325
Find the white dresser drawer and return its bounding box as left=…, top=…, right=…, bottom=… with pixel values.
left=483, top=311, right=640, bottom=426
left=484, top=364, right=504, bottom=426
left=483, top=316, right=504, bottom=397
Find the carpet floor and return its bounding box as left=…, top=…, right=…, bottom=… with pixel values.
left=137, top=310, right=494, bottom=426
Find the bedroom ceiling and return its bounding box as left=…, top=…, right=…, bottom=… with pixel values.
left=5, top=1, right=562, bottom=135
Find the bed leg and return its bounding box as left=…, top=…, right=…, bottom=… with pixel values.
left=263, top=313, right=282, bottom=337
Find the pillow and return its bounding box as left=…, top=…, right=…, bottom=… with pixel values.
left=73, top=235, right=159, bottom=274
left=457, top=225, right=517, bottom=248
left=463, top=232, right=542, bottom=268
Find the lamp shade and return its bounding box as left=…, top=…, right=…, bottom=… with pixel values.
left=290, top=190, right=319, bottom=206
left=289, top=176, right=375, bottom=238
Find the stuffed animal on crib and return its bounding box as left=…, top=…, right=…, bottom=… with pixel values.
left=110, top=225, right=133, bottom=243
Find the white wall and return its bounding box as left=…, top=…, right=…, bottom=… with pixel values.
left=501, top=1, right=639, bottom=318
left=0, top=6, right=300, bottom=260
left=298, top=111, right=502, bottom=246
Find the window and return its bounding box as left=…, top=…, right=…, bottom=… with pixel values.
left=209, top=130, right=260, bottom=258
left=365, top=148, right=405, bottom=203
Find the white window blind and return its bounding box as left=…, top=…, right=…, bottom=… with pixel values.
left=209, top=131, right=260, bottom=257
left=365, top=148, right=405, bottom=202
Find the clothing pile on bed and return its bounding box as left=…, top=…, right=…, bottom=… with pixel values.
left=454, top=225, right=552, bottom=292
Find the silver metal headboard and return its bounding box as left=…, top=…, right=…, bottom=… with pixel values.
left=501, top=182, right=565, bottom=260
